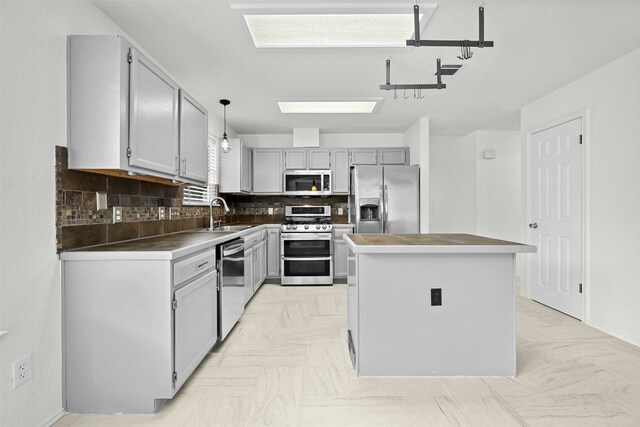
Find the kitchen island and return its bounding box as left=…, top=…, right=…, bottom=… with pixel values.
left=344, top=233, right=536, bottom=377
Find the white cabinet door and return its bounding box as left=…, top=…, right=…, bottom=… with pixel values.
left=174, top=270, right=217, bottom=390
left=266, top=228, right=280, bottom=278
left=178, top=90, right=208, bottom=184
left=284, top=149, right=307, bottom=169
left=334, top=241, right=348, bottom=277
left=350, top=149, right=377, bottom=165
left=241, top=144, right=252, bottom=193
left=244, top=247, right=254, bottom=304
left=309, top=149, right=331, bottom=169
left=379, top=148, right=407, bottom=165
left=129, top=48, right=179, bottom=176
left=331, top=149, right=350, bottom=194
left=333, top=225, right=353, bottom=278
left=253, top=149, right=283, bottom=193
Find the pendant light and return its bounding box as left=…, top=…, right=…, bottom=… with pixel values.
left=219, top=99, right=231, bottom=153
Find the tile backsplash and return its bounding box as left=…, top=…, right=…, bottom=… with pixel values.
left=56, top=146, right=349, bottom=252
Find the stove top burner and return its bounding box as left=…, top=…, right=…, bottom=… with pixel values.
left=282, top=205, right=333, bottom=232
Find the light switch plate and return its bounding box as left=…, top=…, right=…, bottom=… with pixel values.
left=158, top=207, right=166, bottom=220
left=96, top=192, right=107, bottom=210
left=112, top=206, right=123, bottom=224
left=169, top=207, right=180, bottom=220
left=338, top=207, right=344, bottom=215
left=268, top=207, right=274, bottom=215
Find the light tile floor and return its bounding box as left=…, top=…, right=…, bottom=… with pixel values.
left=55, top=284, right=640, bottom=426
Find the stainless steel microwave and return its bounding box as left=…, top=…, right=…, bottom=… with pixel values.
left=283, top=170, right=331, bottom=196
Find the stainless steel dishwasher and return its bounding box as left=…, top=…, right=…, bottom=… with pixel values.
left=218, top=238, right=245, bottom=341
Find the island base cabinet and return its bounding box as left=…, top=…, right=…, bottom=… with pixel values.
left=350, top=252, right=516, bottom=377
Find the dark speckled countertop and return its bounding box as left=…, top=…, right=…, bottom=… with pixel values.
left=344, top=233, right=536, bottom=254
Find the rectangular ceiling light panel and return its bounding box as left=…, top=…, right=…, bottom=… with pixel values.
left=278, top=101, right=378, bottom=114
left=233, top=3, right=437, bottom=48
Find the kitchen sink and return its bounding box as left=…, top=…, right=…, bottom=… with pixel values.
left=199, top=225, right=253, bottom=232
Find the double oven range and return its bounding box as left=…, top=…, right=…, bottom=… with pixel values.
left=281, top=205, right=333, bottom=285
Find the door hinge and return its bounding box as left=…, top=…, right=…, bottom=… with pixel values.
left=172, top=371, right=177, bottom=383
left=579, top=134, right=583, bottom=145
left=127, top=52, right=133, bottom=63
left=579, top=283, right=583, bottom=293
left=172, top=299, right=177, bottom=310
left=126, top=147, right=132, bottom=158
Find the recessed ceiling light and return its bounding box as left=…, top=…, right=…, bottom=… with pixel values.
left=278, top=101, right=380, bottom=114
left=232, top=3, right=437, bottom=48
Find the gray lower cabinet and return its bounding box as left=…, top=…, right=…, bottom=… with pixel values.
left=252, top=149, right=283, bottom=193
left=266, top=226, right=281, bottom=278
left=333, top=225, right=354, bottom=278
left=62, top=247, right=218, bottom=414
left=244, top=245, right=255, bottom=304
left=331, top=149, right=350, bottom=194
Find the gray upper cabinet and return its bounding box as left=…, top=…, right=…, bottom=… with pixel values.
left=178, top=90, right=208, bottom=183
left=241, top=144, right=252, bottom=193
left=331, top=149, right=350, bottom=194
left=220, top=139, right=251, bottom=193
left=379, top=148, right=408, bottom=165
left=128, top=48, right=180, bottom=177
left=284, top=149, right=307, bottom=169
left=308, top=149, right=331, bottom=169
left=350, top=149, right=378, bottom=165
left=285, top=148, right=330, bottom=170
left=67, top=35, right=208, bottom=185
left=252, top=149, right=283, bottom=193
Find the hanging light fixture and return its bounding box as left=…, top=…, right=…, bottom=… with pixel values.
left=219, top=99, right=231, bottom=153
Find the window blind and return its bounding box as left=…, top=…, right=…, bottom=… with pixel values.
left=183, top=137, right=218, bottom=205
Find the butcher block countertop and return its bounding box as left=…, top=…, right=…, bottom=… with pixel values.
left=344, top=233, right=536, bottom=254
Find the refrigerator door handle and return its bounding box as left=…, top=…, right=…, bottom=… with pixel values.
left=383, top=184, right=389, bottom=233
left=379, top=185, right=385, bottom=233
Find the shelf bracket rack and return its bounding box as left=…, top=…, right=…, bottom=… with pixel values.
left=407, top=5, right=494, bottom=48
left=379, top=58, right=446, bottom=92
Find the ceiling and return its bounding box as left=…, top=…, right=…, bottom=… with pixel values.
left=92, top=0, right=640, bottom=136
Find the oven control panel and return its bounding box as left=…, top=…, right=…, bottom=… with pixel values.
left=282, top=223, right=332, bottom=232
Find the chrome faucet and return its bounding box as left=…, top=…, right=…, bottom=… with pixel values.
left=209, top=197, right=230, bottom=229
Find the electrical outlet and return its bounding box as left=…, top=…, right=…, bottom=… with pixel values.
left=158, top=207, right=166, bottom=220
left=12, top=354, right=33, bottom=389
left=169, top=207, right=180, bottom=220
left=431, top=288, right=442, bottom=306
left=112, top=206, right=123, bottom=223
left=338, top=207, right=344, bottom=215
left=268, top=207, right=274, bottom=215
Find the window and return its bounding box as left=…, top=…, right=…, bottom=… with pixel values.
left=183, top=136, right=218, bottom=205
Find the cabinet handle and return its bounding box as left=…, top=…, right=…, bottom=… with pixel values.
left=182, top=158, right=187, bottom=175
left=196, top=261, right=209, bottom=269
left=528, top=223, right=538, bottom=229
left=174, top=157, right=179, bottom=174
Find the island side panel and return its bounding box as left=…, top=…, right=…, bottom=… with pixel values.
left=346, top=245, right=358, bottom=371
left=357, top=252, right=516, bottom=376
left=63, top=259, right=173, bottom=413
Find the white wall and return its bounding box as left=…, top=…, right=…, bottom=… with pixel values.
left=429, top=135, right=477, bottom=233
left=475, top=131, right=522, bottom=241
left=521, top=48, right=640, bottom=346
left=238, top=133, right=404, bottom=149
left=403, top=118, right=430, bottom=231
left=0, top=2, right=220, bottom=425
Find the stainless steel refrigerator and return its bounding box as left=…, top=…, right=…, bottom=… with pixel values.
left=349, top=165, right=420, bottom=233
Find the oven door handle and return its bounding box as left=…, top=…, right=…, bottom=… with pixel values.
left=281, top=256, right=332, bottom=262
left=282, top=235, right=332, bottom=240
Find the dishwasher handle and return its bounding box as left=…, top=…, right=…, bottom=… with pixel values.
left=222, top=241, right=244, bottom=256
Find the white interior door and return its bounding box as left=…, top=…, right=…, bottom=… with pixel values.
left=531, top=117, right=583, bottom=319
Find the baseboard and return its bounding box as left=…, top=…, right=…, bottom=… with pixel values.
left=585, top=319, right=640, bottom=348
left=41, top=409, right=65, bottom=427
